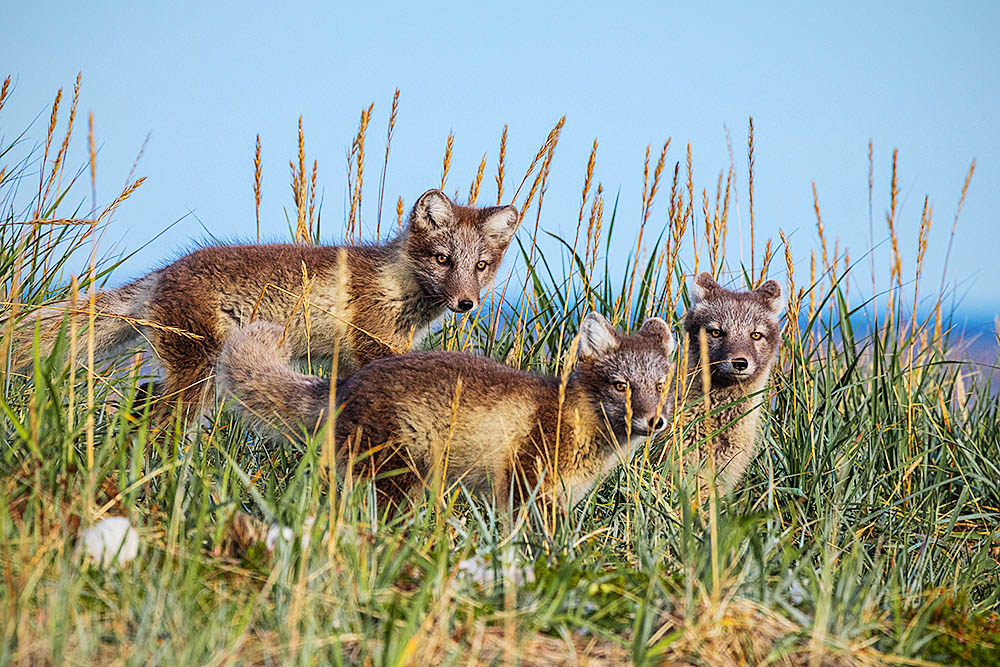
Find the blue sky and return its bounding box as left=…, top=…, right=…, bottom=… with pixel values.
left=3, top=1, right=998, bottom=313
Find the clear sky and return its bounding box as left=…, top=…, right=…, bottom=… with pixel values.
left=3, top=1, right=998, bottom=313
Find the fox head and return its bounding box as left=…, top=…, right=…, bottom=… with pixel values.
left=404, top=189, right=518, bottom=313
left=683, top=273, right=784, bottom=386
left=575, top=312, right=676, bottom=441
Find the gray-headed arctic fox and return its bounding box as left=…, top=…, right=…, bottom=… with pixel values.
left=673, top=272, right=784, bottom=493
left=13, top=190, right=517, bottom=417
left=216, top=313, right=676, bottom=508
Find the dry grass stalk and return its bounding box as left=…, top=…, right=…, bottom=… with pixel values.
left=843, top=249, right=850, bottom=302
left=299, top=262, right=316, bottom=370
left=289, top=116, right=308, bottom=243
left=747, top=117, right=756, bottom=279
left=96, top=177, right=146, bottom=225
left=495, top=125, right=507, bottom=205
left=468, top=152, right=486, bottom=205
left=935, top=158, right=975, bottom=339
left=511, top=117, right=565, bottom=207
left=45, top=73, right=81, bottom=221
left=308, top=159, right=318, bottom=236
left=376, top=88, right=400, bottom=239
left=779, top=230, right=798, bottom=351
left=0, top=76, right=10, bottom=114
left=331, top=594, right=885, bottom=667
left=718, top=167, right=732, bottom=267
left=884, top=149, right=901, bottom=333
left=912, top=196, right=932, bottom=331
left=10, top=218, right=101, bottom=227
left=88, top=111, right=97, bottom=212
left=808, top=250, right=817, bottom=327
left=35, top=86, right=62, bottom=219
left=254, top=135, right=262, bottom=242
left=585, top=185, right=605, bottom=311
left=67, top=275, right=79, bottom=440
left=661, top=162, right=688, bottom=311
left=867, top=141, right=876, bottom=331
left=566, top=139, right=597, bottom=317
left=705, top=168, right=731, bottom=277
left=346, top=104, right=374, bottom=243
left=686, top=144, right=699, bottom=272
left=757, top=238, right=773, bottom=288
left=886, top=149, right=901, bottom=288
left=440, top=131, right=454, bottom=191
left=551, top=335, right=580, bottom=523
left=583, top=183, right=603, bottom=280
left=396, top=196, right=404, bottom=231
left=625, top=140, right=669, bottom=324
left=324, top=249, right=348, bottom=544
left=511, top=124, right=563, bottom=362
left=812, top=181, right=829, bottom=272
left=8, top=303, right=204, bottom=341
left=697, top=329, right=715, bottom=513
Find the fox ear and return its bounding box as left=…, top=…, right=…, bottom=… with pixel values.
left=480, top=205, right=518, bottom=245
left=691, top=272, right=722, bottom=305
left=637, top=317, right=676, bottom=357
left=578, top=312, right=620, bottom=359
left=755, top=279, right=785, bottom=315
left=409, top=189, right=454, bottom=233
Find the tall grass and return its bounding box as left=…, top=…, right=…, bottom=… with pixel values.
left=1, top=78, right=998, bottom=665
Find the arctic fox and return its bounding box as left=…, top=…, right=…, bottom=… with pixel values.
left=216, top=313, right=676, bottom=509
left=673, top=272, right=784, bottom=493
left=13, top=190, right=517, bottom=417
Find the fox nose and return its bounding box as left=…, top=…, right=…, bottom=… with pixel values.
left=732, top=358, right=749, bottom=371
left=457, top=299, right=475, bottom=312
left=648, top=416, right=665, bottom=431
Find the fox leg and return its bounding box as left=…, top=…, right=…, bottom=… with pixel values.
left=146, top=305, right=223, bottom=428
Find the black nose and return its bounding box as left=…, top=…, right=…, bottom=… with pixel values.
left=732, top=358, right=749, bottom=371
left=648, top=416, right=664, bottom=431
left=457, top=299, right=474, bottom=312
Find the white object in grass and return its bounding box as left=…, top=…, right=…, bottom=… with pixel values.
left=457, top=554, right=535, bottom=588
left=266, top=516, right=317, bottom=553
left=80, top=516, right=139, bottom=567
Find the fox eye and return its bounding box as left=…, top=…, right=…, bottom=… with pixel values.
left=656, top=381, right=665, bottom=394
left=435, top=254, right=450, bottom=265
left=613, top=381, right=628, bottom=392
left=476, top=260, right=488, bottom=271
left=708, top=328, right=724, bottom=338
left=750, top=331, right=763, bottom=341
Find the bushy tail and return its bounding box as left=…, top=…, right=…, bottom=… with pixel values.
left=7, top=271, right=160, bottom=370
left=217, top=321, right=333, bottom=436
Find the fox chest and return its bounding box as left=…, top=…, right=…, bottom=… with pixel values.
left=677, top=395, right=761, bottom=463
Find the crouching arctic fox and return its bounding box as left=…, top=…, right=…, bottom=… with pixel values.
left=217, top=313, right=676, bottom=509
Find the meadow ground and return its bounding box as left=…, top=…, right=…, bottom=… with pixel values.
left=2, top=79, right=999, bottom=665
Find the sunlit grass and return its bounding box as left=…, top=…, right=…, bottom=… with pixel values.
left=1, top=76, right=997, bottom=665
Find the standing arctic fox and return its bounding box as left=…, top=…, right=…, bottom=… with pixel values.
left=14, top=190, right=517, bottom=415
left=674, top=272, right=784, bottom=493
left=216, top=313, right=676, bottom=508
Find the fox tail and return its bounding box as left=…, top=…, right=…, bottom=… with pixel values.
left=217, top=320, right=334, bottom=438
left=7, top=271, right=161, bottom=370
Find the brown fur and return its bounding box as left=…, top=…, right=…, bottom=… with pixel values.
left=673, top=273, right=784, bottom=493
left=217, top=313, right=676, bottom=509
left=12, top=190, right=517, bottom=420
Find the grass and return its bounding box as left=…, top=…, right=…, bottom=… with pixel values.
left=2, top=77, right=999, bottom=665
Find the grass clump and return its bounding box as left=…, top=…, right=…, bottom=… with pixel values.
left=1, top=77, right=997, bottom=665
